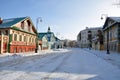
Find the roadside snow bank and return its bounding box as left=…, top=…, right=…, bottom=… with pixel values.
left=84, top=48, right=120, bottom=68
left=0, top=49, right=69, bottom=63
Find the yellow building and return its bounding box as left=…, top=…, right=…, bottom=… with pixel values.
left=103, top=17, right=120, bottom=52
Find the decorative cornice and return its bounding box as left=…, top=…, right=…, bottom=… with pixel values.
left=11, top=26, right=36, bottom=36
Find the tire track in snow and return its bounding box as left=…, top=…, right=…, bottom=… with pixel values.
left=41, top=52, right=72, bottom=80
left=11, top=52, right=68, bottom=80
left=0, top=53, right=63, bottom=80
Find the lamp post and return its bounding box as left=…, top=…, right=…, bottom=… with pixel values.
left=36, top=17, right=42, bottom=31
left=35, top=17, right=42, bottom=53
left=101, top=14, right=110, bottom=54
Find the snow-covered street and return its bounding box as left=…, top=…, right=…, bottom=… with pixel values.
left=0, top=48, right=120, bottom=80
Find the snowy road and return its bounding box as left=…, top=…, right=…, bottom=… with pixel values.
left=0, top=48, right=120, bottom=80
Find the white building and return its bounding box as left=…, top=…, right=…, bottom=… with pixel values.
left=77, top=27, right=102, bottom=48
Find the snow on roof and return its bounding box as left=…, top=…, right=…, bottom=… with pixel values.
left=109, top=17, right=120, bottom=22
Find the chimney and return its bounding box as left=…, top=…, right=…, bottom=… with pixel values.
left=0, top=17, right=3, bottom=24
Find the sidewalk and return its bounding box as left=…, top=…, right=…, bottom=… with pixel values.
left=0, top=50, right=53, bottom=63
left=83, top=48, right=120, bottom=69
left=0, top=49, right=67, bottom=63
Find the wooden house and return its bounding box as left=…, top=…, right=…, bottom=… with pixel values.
left=0, top=17, right=37, bottom=53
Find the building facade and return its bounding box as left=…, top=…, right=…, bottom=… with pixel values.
left=38, top=27, right=60, bottom=50
left=77, top=27, right=102, bottom=49
left=38, top=33, right=49, bottom=50
left=55, top=37, right=63, bottom=49
left=92, top=30, right=104, bottom=50
left=0, top=17, right=37, bottom=53
left=103, top=17, right=120, bottom=52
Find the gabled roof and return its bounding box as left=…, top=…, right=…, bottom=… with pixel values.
left=110, top=17, right=120, bottom=22
left=55, top=37, right=60, bottom=41
left=38, top=33, right=47, bottom=40
left=103, top=17, right=120, bottom=29
left=38, top=32, right=55, bottom=41
left=0, top=17, right=37, bottom=34
left=0, top=17, right=27, bottom=28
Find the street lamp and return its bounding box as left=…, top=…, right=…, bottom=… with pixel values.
left=101, top=14, right=108, bottom=20
left=35, top=17, right=42, bottom=53
left=36, top=17, right=42, bottom=31
left=101, top=14, right=110, bottom=54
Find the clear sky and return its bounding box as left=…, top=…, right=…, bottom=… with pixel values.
left=0, top=0, right=120, bottom=40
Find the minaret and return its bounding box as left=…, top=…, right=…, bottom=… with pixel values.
left=48, top=26, right=51, bottom=32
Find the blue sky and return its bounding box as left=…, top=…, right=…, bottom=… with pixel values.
left=0, top=0, right=120, bottom=40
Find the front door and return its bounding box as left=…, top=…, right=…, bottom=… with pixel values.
left=3, top=42, right=7, bottom=53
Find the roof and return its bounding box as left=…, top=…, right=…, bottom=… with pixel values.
left=79, top=27, right=102, bottom=34
left=38, top=33, right=47, bottom=40
left=38, top=32, right=55, bottom=41
left=55, top=37, right=60, bottom=41
left=85, top=27, right=102, bottom=30
left=0, top=17, right=27, bottom=28
left=103, top=17, right=120, bottom=29
left=110, top=17, right=120, bottom=22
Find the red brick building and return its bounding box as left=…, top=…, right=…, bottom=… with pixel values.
left=0, top=17, right=37, bottom=53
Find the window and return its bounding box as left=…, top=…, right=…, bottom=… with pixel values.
left=26, top=36, right=27, bottom=42
left=14, top=34, right=17, bottom=41
left=105, top=32, right=107, bottom=42
left=5, top=30, right=8, bottom=35
left=112, top=29, right=114, bottom=39
left=24, top=36, right=26, bottom=42
left=32, top=38, right=34, bottom=43
left=88, top=30, right=91, bottom=33
left=109, top=30, right=112, bottom=40
left=21, top=21, right=24, bottom=29
left=19, top=35, right=22, bottom=41
left=27, top=20, right=31, bottom=32
left=114, top=27, right=117, bottom=38
left=29, top=37, right=31, bottom=42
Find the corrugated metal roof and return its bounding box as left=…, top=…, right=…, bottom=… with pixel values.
left=0, top=17, right=27, bottom=28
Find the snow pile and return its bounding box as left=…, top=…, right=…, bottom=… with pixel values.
left=84, top=48, right=120, bottom=68
left=0, top=49, right=69, bottom=63
left=0, top=53, right=22, bottom=63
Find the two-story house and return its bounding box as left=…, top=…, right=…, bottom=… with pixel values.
left=103, top=17, right=120, bottom=52
left=77, top=27, right=102, bottom=49
left=0, top=17, right=37, bottom=53
left=38, top=27, right=56, bottom=50
left=38, top=33, right=48, bottom=50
